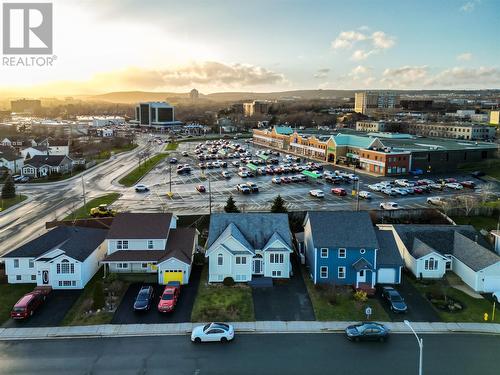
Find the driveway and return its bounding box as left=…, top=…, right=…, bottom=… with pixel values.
left=252, top=256, right=315, bottom=321
left=111, top=265, right=201, bottom=324
left=3, top=290, right=82, bottom=328
left=377, top=274, right=441, bottom=322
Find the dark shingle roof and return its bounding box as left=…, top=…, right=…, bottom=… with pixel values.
left=453, top=232, right=500, bottom=271
left=3, top=226, right=107, bottom=261
left=375, top=230, right=404, bottom=267
left=106, top=213, right=173, bottom=239
left=0, top=145, right=21, bottom=161
left=161, top=227, right=197, bottom=264
left=206, top=213, right=292, bottom=250
left=306, top=211, right=379, bottom=249
left=25, top=155, right=67, bottom=168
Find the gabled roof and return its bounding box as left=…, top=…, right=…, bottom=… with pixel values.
left=24, top=155, right=68, bottom=168
left=394, top=224, right=500, bottom=271
left=263, top=231, right=292, bottom=252
left=375, top=230, right=404, bottom=267
left=160, top=227, right=197, bottom=264
left=333, top=134, right=381, bottom=149
left=106, top=213, right=173, bottom=239
left=0, top=145, right=21, bottom=161
left=3, top=226, right=107, bottom=261
left=206, top=213, right=292, bottom=251
left=352, top=258, right=373, bottom=271
left=305, top=211, right=379, bottom=249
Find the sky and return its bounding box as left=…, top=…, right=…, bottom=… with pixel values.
left=0, top=0, right=499, bottom=96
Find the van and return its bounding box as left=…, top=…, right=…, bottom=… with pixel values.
left=11, top=292, right=45, bottom=320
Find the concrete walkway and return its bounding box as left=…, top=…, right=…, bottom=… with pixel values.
left=0, top=321, right=498, bottom=341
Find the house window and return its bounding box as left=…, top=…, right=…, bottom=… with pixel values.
left=424, top=258, right=438, bottom=270
left=122, top=240, right=129, bottom=250
left=236, top=256, right=247, bottom=265
left=320, top=266, right=328, bottom=278
left=31, top=275, right=36, bottom=281
left=359, top=270, right=364, bottom=277
left=272, top=270, right=282, bottom=277
left=29, top=260, right=34, bottom=268
left=117, top=263, right=128, bottom=269
left=338, top=248, right=346, bottom=258
left=270, top=253, right=284, bottom=263
left=147, top=240, right=154, bottom=249
left=141, top=263, right=148, bottom=269
left=16, top=275, right=21, bottom=281
left=338, top=266, right=346, bottom=279
left=320, top=248, right=329, bottom=258
left=217, top=254, right=223, bottom=266
left=117, top=241, right=123, bottom=250
left=360, top=249, right=366, bottom=254
left=58, top=281, right=74, bottom=287
left=14, top=259, right=19, bottom=268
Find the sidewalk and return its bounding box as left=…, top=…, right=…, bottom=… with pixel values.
left=0, top=321, right=499, bottom=341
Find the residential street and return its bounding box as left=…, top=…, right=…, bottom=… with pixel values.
left=0, top=333, right=498, bottom=374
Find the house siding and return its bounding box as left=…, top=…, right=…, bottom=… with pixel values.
left=207, top=246, right=234, bottom=282
left=303, top=218, right=316, bottom=280
left=158, top=258, right=191, bottom=284
left=415, top=253, right=446, bottom=279
left=5, top=257, right=36, bottom=283
left=107, top=239, right=166, bottom=253
left=476, top=262, right=500, bottom=293
left=81, top=243, right=107, bottom=287
left=263, top=251, right=290, bottom=278
left=452, top=257, right=478, bottom=291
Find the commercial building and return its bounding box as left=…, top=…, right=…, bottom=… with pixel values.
left=354, top=91, right=399, bottom=115
left=490, top=111, right=500, bottom=126
left=253, top=126, right=498, bottom=176
left=243, top=100, right=270, bottom=117
left=356, top=120, right=399, bottom=133
left=133, top=102, right=182, bottom=129
left=11, top=99, right=41, bottom=114
left=400, top=99, right=434, bottom=111
left=405, top=122, right=495, bottom=140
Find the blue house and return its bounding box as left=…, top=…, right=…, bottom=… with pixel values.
left=302, top=211, right=402, bottom=289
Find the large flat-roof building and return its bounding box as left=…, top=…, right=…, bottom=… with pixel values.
left=404, top=122, right=496, bottom=140
left=133, top=102, right=182, bottom=129
left=354, top=92, right=399, bottom=115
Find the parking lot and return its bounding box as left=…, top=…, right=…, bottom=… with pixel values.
left=3, top=290, right=82, bottom=328
left=111, top=266, right=201, bottom=324
left=115, top=139, right=492, bottom=215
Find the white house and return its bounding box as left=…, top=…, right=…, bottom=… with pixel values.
left=1, top=225, right=108, bottom=289
left=21, top=155, right=73, bottom=178
left=389, top=225, right=500, bottom=293
left=100, top=212, right=198, bottom=285
left=205, top=213, right=293, bottom=283
left=0, top=146, right=24, bottom=173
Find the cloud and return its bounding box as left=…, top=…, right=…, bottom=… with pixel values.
left=314, top=68, right=330, bottom=79
left=350, top=65, right=370, bottom=77
left=371, top=31, right=395, bottom=49
left=332, top=28, right=395, bottom=61
left=351, top=49, right=375, bottom=61
left=380, top=65, right=429, bottom=88
left=331, top=31, right=367, bottom=49
left=457, top=52, right=473, bottom=61
left=460, top=0, right=480, bottom=12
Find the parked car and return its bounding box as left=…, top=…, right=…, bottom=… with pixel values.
left=135, top=184, right=149, bottom=192
left=246, top=182, right=259, bottom=192
left=169, top=158, right=178, bottom=164
left=10, top=288, right=50, bottom=320
left=381, top=188, right=397, bottom=196
left=358, top=191, right=371, bottom=199
left=196, top=185, right=206, bottom=193
left=446, top=182, right=463, bottom=190
left=427, top=196, right=445, bottom=206
left=393, top=188, right=408, bottom=196
left=157, top=285, right=180, bottom=313
left=380, top=286, right=408, bottom=313
left=331, top=187, right=347, bottom=196
left=222, top=171, right=231, bottom=178
left=236, top=184, right=251, bottom=194
left=368, top=184, right=383, bottom=192
left=133, top=286, right=155, bottom=311
left=191, top=322, right=235, bottom=343
left=237, top=171, right=248, bottom=178
left=19, top=176, right=30, bottom=183
left=271, top=177, right=281, bottom=184
left=182, top=151, right=189, bottom=157
left=380, top=202, right=399, bottom=210
left=460, top=181, right=476, bottom=189
left=309, top=189, right=325, bottom=198
left=345, top=322, right=390, bottom=342
left=281, top=176, right=292, bottom=184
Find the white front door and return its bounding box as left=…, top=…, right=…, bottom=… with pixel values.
left=357, top=270, right=366, bottom=284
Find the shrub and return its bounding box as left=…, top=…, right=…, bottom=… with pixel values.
left=223, top=277, right=235, bottom=286
left=47, top=171, right=63, bottom=181
left=92, top=282, right=105, bottom=310
left=1, top=176, right=15, bottom=199
left=353, top=290, right=368, bottom=302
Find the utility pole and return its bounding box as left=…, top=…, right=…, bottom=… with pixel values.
left=356, top=178, right=360, bottom=211
left=209, top=176, right=212, bottom=215
left=81, top=175, right=87, bottom=213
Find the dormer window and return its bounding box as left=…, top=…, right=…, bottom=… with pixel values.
left=147, top=240, right=154, bottom=249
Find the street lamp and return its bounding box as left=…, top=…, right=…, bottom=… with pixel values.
left=404, top=320, right=423, bottom=375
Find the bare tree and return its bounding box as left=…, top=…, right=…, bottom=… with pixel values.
left=458, top=195, right=479, bottom=217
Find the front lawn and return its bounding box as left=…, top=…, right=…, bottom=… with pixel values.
left=0, top=283, right=36, bottom=324
left=303, top=269, right=390, bottom=321
left=61, top=268, right=129, bottom=326
left=451, top=215, right=498, bottom=232
left=191, top=266, right=255, bottom=322
left=118, top=153, right=168, bottom=187
left=63, top=193, right=121, bottom=221
left=0, top=194, right=28, bottom=212
left=164, top=142, right=179, bottom=151
left=407, top=278, right=499, bottom=323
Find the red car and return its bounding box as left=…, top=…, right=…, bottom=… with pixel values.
left=196, top=185, right=206, bottom=193
left=445, top=178, right=457, bottom=183
left=157, top=285, right=180, bottom=313
left=281, top=176, right=291, bottom=183
left=413, top=187, right=424, bottom=194
left=332, top=187, right=347, bottom=196
left=460, top=181, right=476, bottom=189
left=11, top=292, right=46, bottom=320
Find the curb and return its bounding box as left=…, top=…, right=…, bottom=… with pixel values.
left=0, top=194, right=33, bottom=217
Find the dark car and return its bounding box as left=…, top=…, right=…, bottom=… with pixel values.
left=381, top=286, right=408, bottom=313
left=471, top=171, right=485, bottom=178
left=133, top=286, right=155, bottom=312
left=169, top=158, right=178, bottom=164
left=345, top=322, right=390, bottom=342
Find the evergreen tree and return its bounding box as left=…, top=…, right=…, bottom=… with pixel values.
left=224, top=195, right=240, bottom=213
left=1, top=176, right=16, bottom=199
left=271, top=194, right=287, bottom=213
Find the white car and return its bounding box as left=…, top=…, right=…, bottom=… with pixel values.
left=393, top=188, right=408, bottom=196
left=368, top=184, right=383, bottom=192
left=134, top=184, right=149, bottom=192
left=237, top=171, right=248, bottom=178
left=446, top=182, right=463, bottom=190
left=394, top=179, right=408, bottom=187
left=309, top=189, right=325, bottom=198
left=222, top=171, right=231, bottom=178
left=191, top=322, right=235, bottom=343
left=358, top=191, right=372, bottom=199
left=380, top=202, right=399, bottom=210
left=272, top=177, right=281, bottom=184
left=427, top=196, right=445, bottom=205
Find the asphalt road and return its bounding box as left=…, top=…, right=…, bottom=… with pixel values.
left=0, top=333, right=497, bottom=374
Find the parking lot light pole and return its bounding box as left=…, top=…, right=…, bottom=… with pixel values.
left=404, top=320, right=423, bottom=375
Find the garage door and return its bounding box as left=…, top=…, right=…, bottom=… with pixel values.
left=483, top=277, right=500, bottom=293
left=377, top=268, right=396, bottom=284
left=163, top=270, right=183, bottom=284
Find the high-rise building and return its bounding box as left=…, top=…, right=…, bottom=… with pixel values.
left=243, top=100, right=270, bottom=117
left=354, top=91, right=399, bottom=115
left=134, top=102, right=180, bottom=128
left=490, top=110, right=500, bottom=126
left=11, top=99, right=42, bottom=113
